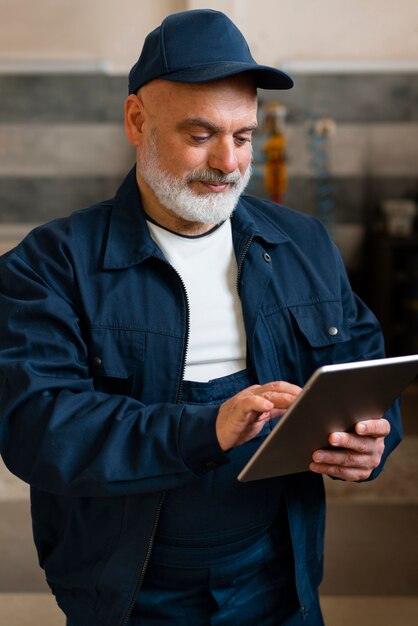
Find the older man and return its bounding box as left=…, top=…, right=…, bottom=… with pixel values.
left=0, top=9, right=398, bottom=626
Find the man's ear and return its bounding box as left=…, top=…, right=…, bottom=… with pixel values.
left=124, top=95, right=145, bottom=146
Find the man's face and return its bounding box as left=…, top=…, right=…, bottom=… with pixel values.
left=126, top=75, right=258, bottom=229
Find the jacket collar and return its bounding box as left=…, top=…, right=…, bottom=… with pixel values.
left=103, top=167, right=161, bottom=270
left=103, top=166, right=289, bottom=270
left=231, top=196, right=289, bottom=246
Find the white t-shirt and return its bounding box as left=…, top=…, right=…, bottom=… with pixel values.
left=147, top=219, right=247, bottom=382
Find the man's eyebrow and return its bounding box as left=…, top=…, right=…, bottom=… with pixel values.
left=177, top=118, right=258, bottom=133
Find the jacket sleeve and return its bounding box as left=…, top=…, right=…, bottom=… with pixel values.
left=334, top=242, right=403, bottom=480
left=0, top=247, right=228, bottom=498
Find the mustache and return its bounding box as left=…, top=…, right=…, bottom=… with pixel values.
left=186, top=169, right=242, bottom=185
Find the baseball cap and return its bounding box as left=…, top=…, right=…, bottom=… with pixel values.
left=128, top=9, right=293, bottom=93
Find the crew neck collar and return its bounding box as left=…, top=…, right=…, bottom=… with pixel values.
left=145, top=214, right=226, bottom=239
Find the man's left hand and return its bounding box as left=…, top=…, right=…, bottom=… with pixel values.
left=309, top=418, right=391, bottom=481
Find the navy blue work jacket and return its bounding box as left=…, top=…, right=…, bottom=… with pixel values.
left=0, top=168, right=402, bottom=625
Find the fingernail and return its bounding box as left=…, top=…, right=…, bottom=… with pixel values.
left=357, top=423, right=366, bottom=434
left=330, top=434, right=341, bottom=446
left=313, top=452, right=324, bottom=462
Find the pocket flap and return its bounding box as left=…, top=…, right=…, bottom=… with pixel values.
left=88, top=327, right=145, bottom=378
left=289, top=301, right=350, bottom=347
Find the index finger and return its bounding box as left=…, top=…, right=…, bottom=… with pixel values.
left=256, top=381, right=303, bottom=397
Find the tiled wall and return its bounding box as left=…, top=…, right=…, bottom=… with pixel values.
left=254, top=72, right=418, bottom=225
left=0, top=72, right=417, bottom=227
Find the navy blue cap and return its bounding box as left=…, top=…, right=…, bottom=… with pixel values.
left=128, top=9, right=293, bottom=93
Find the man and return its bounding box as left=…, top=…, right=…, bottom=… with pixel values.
left=0, top=9, right=399, bottom=626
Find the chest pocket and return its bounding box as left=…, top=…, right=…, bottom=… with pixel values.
left=288, top=301, right=350, bottom=348
left=287, top=300, right=351, bottom=382
left=87, top=326, right=145, bottom=396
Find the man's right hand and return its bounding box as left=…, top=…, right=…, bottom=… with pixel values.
left=216, top=381, right=302, bottom=451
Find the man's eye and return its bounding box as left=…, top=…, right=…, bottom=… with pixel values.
left=235, top=136, right=252, bottom=145
left=191, top=135, right=210, bottom=143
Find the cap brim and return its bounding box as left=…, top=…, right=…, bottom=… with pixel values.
left=159, top=62, right=294, bottom=90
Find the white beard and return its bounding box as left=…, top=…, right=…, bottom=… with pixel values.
left=138, top=131, right=252, bottom=225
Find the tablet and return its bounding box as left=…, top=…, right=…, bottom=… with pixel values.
left=238, top=354, right=418, bottom=482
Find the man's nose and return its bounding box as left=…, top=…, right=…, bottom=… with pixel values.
left=208, top=138, right=239, bottom=174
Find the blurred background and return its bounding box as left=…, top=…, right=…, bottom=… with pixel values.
left=0, top=1, right=417, bottom=624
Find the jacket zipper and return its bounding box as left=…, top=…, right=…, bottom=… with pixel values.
left=152, top=256, right=191, bottom=402
left=236, top=234, right=254, bottom=295
left=119, top=256, right=190, bottom=625
left=173, top=268, right=191, bottom=404
left=119, top=491, right=166, bottom=626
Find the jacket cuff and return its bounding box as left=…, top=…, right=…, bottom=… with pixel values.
left=178, top=404, right=230, bottom=475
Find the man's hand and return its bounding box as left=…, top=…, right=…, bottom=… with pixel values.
left=216, top=381, right=302, bottom=451
left=309, top=418, right=391, bottom=481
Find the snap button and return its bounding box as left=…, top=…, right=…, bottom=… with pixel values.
left=92, top=356, right=102, bottom=367
left=328, top=326, right=339, bottom=336
left=205, top=461, right=218, bottom=470
left=263, top=252, right=271, bottom=263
